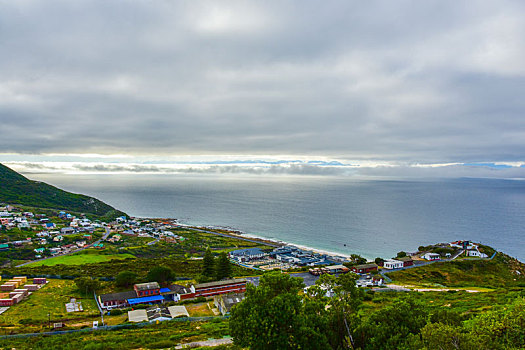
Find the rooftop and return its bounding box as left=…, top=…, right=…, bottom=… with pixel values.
left=134, top=282, right=160, bottom=291
left=195, top=278, right=247, bottom=290
left=230, top=248, right=264, bottom=256
left=146, top=305, right=171, bottom=320
left=127, top=295, right=164, bottom=305
left=352, top=263, right=378, bottom=269
left=168, top=305, right=190, bottom=318
left=99, top=290, right=137, bottom=303
left=396, top=256, right=413, bottom=262
left=217, top=293, right=245, bottom=313
left=163, top=284, right=192, bottom=295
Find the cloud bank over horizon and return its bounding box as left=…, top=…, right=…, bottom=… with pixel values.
left=5, top=158, right=525, bottom=179
left=1, top=1, right=525, bottom=169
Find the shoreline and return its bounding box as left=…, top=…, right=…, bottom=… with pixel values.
left=175, top=221, right=353, bottom=260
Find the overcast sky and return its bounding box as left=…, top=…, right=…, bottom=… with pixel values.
left=1, top=1, right=525, bottom=176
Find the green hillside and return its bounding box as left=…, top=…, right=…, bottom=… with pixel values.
left=0, top=163, right=126, bottom=220
left=387, top=252, right=525, bottom=288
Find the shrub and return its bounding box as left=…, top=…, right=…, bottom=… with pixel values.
left=109, top=309, right=123, bottom=316
left=147, top=340, right=175, bottom=349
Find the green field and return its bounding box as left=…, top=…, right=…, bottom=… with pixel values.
left=26, top=252, right=136, bottom=267
left=0, top=279, right=100, bottom=334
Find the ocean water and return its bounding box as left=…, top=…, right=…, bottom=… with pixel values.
left=24, top=173, right=525, bottom=261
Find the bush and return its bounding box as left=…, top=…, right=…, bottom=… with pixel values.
left=147, top=340, right=175, bottom=349
left=179, top=296, right=207, bottom=305
left=109, top=309, right=123, bottom=316
left=18, top=318, right=34, bottom=325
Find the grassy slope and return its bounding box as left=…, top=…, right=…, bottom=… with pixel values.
left=0, top=163, right=126, bottom=221
left=387, top=253, right=525, bottom=288
left=5, top=256, right=257, bottom=279
left=0, top=319, right=232, bottom=350
left=0, top=279, right=99, bottom=333
left=26, top=253, right=136, bottom=267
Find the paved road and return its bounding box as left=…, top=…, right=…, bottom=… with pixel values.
left=147, top=238, right=159, bottom=246
left=16, top=227, right=111, bottom=267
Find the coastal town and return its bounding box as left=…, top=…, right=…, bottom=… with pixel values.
left=0, top=202, right=500, bottom=333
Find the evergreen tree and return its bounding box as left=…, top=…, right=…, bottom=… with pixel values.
left=202, top=248, right=215, bottom=277
left=215, top=252, right=232, bottom=280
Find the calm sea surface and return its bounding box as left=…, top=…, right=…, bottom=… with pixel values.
left=24, top=174, right=525, bottom=261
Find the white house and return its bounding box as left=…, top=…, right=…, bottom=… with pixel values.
left=421, top=253, right=441, bottom=261
left=383, top=259, right=404, bottom=269
left=466, top=250, right=488, bottom=258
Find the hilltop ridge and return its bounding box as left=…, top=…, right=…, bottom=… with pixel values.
left=0, top=163, right=126, bottom=220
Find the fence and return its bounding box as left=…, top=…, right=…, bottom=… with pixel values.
left=0, top=315, right=228, bottom=339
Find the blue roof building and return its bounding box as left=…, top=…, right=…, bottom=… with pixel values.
left=229, top=248, right=266, bottom=262
left=127, top=295, right=164, bottom=306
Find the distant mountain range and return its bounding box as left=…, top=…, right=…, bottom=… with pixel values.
left=0, top=163, right=126, bottom=220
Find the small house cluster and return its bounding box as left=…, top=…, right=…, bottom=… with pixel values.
left=449, top=240, right=488, bottom=258
left=0, top=205, right=100, bottom=258
left=229, top=246, right=348, bottom=270
left=109, top=217, right=186, bottom=242
left=99, top=278, right=247, bottom=310
left=0, top=276, right=46, bottom=307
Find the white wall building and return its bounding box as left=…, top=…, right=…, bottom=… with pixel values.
left=422, top=253, right=441, bottom=261
left=466, top=250, right=488, bottom=258
left=383, top=259, right=404, bottom=269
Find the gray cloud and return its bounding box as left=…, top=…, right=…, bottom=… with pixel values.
left=1, top=1, right=524, bottom=164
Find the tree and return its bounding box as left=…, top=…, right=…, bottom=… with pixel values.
left=355, top=297, right=428, bottom=350
left=375, top=257, right=385, bottom=266
left=115, top=270, right=137, bottom=288
left=350, top=254, right=368, bottom=265
left=466, top=298, right=525, bottom=349
left=147, top=265, right=174, bottom=285
left=429, top=309, right=464, bottom=327
left=306, top=272, right=364, bottom=349
left=75, top=277, right=101, bottom=295
left=406, top=323, right=476, bottom=350
left=396, top=251, right=407, bottom=258
left=215, top=252, right=232, bottom=280
left=202, top=248, right=215, bottom=277
left=230, top=271, right=328, bottom=350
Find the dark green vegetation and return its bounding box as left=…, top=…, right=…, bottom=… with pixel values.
left=75, top=277, right=102, bottom=294
left=0, top=163, right=126, bottom=221
left=115, top=271, right=137, bottom=288
left=2, top=256, right=255, bottom=281
left=0, top=318, right=234, bottom=350
left=388, top=253, right=525, bottom=288
left=198, top=249, right=233, bottom=283
left=146, top=265, right=175, bottom=284
left=230, top=271, right=525, bottom=350
left=230, top=272, right=364, bottom=350
left=117, top=228, right=268, bottom=259
left=2, top=226, right=261, bottom=280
